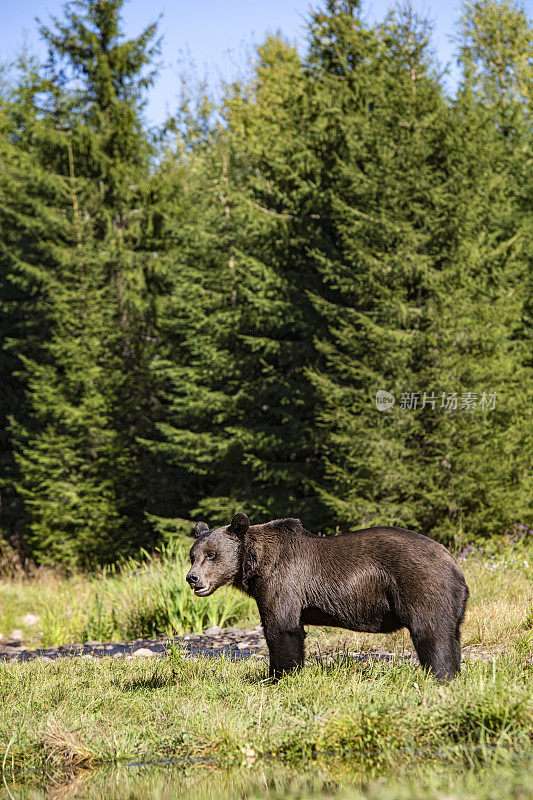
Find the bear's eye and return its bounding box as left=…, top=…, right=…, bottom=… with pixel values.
left=206, top=552, right=216, bottom=560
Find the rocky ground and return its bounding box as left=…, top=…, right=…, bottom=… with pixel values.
left=0, top=626, right=506, bottom=665
left=0, top=626, right=266, bottom=662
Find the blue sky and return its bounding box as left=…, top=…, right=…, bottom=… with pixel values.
left=2, top=0, right=531, bottom=126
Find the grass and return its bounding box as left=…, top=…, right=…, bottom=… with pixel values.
left=0, top=531, right=531, bottom=798
left=0, top=542, right=257, bottom=646
left=0, top=645, right=531, bottom=797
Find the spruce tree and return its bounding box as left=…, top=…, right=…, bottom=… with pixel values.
left=220, top=36, right=330, bottom=523
left=148, top=36, right=326, bottom=526
left=0, top=75, right=47, bottom=563
left=2, top=0, right=529, bottom=560
left=6, top=0, right=165, bottom=565
left=143, top=91, right=246, bottom=527
left=306, top=0, right=531, bottom=539
left=304, top=2, right=450, bottom=530
left=417, top=0, right=532, bottom=538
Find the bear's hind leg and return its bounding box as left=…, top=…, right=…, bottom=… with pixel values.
left=410, top=626, right=459, bottom=682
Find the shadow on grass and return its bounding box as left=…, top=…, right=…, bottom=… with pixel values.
left=110, top=667, right=175, bottom=692
left=242, top=648, right=407, bottom=684
left=242, top=669, right=272, bottom=686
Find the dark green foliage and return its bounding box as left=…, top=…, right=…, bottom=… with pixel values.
left=303, top=1, right=531, bottom=539
left=1, top=1, right=166, bottom=565
left=0, top=0, right=530, bottom=566
left=304, top=3, right=455, bottom=530
left=150, top=37, right=331, bottom=526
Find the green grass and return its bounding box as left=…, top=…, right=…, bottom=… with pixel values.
left=0, top=646, right=531, bottom=797
left=0, top=535, right=531, bottom=798
left=9, top=758, right=531, bottom=800
left=0, top=541, right=257, bottom=646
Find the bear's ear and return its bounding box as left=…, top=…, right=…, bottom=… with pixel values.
left=229, top=513, right=250, bottom=538
left=193, top=521, right=209, bottom=538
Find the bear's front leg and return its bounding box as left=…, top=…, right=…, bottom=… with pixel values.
left=263, top=621, right=305, bottom=681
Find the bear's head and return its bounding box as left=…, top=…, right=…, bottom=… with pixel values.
left=186, top=513, right=250, bottom=596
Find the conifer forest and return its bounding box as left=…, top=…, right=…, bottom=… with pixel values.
left=0, top=0, right=531, bottom=567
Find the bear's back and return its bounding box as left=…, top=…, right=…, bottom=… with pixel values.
left=312, top=525, right=464, bottom=592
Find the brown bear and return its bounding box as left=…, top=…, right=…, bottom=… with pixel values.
left=186, top=513, right=469, bottom=681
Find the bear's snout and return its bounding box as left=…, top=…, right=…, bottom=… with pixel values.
left=186, top=570, right=211, bottom=595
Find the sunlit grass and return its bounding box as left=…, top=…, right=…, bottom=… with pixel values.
left=0, top=645, right=531, bottom=794
left=9, top=758, right=530, bottom=800
left=0, top=541, right=257, bottom=646
left=0, top=535, right=531, bottom=798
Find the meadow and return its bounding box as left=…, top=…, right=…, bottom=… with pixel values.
left=0, top=529, right=531, bottom=798
left=0, top=528, right=531, bottom=651
left=0, top=543, right=257, bottom=648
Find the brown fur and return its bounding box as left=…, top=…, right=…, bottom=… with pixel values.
left=186, top=514, right=469, bottom=681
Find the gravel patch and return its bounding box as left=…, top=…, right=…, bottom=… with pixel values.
left=0, top=628, right=511, bottom=665
left=0, top=625, right=267, bottom=663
